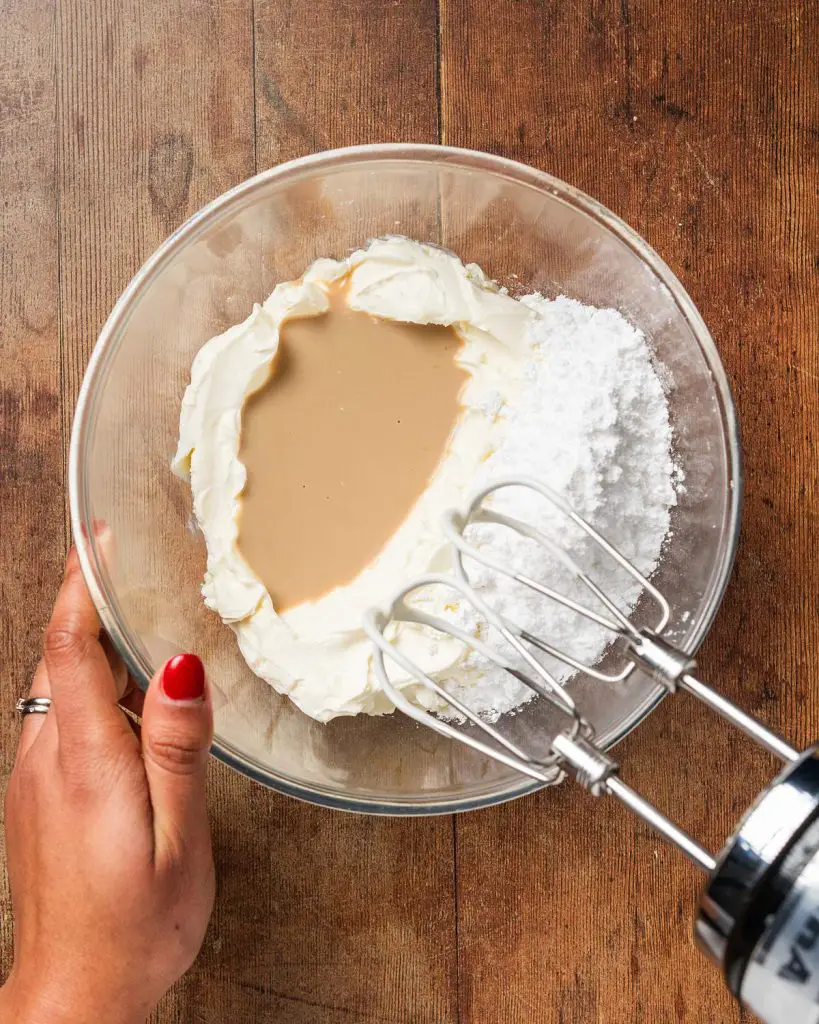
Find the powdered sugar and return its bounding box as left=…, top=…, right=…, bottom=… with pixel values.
left=436, top=294, right=677, bottom=721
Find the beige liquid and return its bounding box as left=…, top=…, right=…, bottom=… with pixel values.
left=237, top=283, right=466, bottom=610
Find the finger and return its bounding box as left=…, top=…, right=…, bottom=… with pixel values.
left=99, top=628, right=145, bottom=716
left=16, top=657, right=55, bottom=759
left=43, top=546, right=124, bottom=746
left=100, top=630, right=129, bottom=700
left=141, top=655, right=213, bottom=868
left=28, top=657, right=52, bottom=700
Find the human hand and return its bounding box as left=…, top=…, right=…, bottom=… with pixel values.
left=0, top=540, right=215, bottom=1024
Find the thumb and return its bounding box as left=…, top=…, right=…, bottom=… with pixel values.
left=141, top=654, right=214, bottom=866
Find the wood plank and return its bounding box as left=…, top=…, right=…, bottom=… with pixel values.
left=442, top=0, right=819, bottom=1020
left=53, top=3, right=252, bottom=1023
left=53, top=1, right=452, bottom=1022
left=56, top=0, right=257, bottom=437
left=254, top=0, right=441, bottom=166
left=0, top=0, right=63, bottom=982
left=211, top=6, right=457, bottom=1024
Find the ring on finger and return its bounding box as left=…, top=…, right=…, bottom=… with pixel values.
left=16, top=697, right=53, bottom=716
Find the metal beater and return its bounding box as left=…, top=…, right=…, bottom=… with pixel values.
left=363, top=477, right=819, bottom=1024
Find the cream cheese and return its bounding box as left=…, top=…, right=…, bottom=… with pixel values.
left=173, top=237, right=535, bottom=721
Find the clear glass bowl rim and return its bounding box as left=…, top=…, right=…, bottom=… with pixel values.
left=68, top=143, right=743, bottom=815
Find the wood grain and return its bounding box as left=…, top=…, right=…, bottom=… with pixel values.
left=1, top=0, right=818, bottom=1022
left=0, top=0, right=63, bottom=981
left=53, top=11, right=257, bottom=1018
left=254, top=0, right=440, bottom=166
left=200, top=8, right=457, bottom=1024
left=52, top=2, right=456, bottom=1023
left=442, top=0, right=819, bottom=1021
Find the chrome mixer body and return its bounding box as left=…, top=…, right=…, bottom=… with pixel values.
left=363, top=477, right=819, bottom=1024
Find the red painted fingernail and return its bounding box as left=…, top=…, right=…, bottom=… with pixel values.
left=162, top=654, right=205, bottom=702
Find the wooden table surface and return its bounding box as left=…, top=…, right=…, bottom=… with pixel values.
left=1, top=1, right=817, bottom=1021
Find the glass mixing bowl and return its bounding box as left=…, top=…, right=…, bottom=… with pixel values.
left=69, top=144, right=741, bottom=813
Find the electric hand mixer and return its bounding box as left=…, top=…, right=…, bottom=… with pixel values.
left=363, top=478, right=819, bottom=1024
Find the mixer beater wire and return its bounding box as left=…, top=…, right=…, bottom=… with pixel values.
left=364, top=476, right=798, bottom=874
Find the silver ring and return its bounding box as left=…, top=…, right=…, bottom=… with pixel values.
left=16, top=697, right=52, bottom=716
